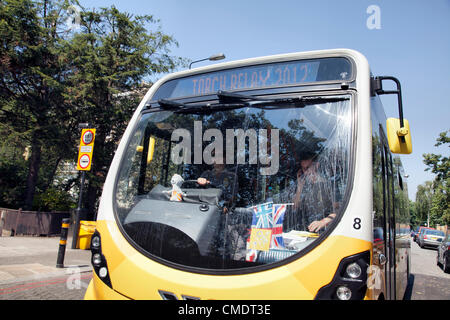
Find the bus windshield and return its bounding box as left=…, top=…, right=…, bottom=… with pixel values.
left=114, top=94, right=353, bottom=272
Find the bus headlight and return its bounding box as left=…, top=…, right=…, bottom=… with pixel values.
left=91, top=235, right=101, bottom=249
left=315, top=251, right=370, bottom=300
left=92, top=253, right=102, bottom=266
left=90, top=230, right=112, bottom=288
left=345, top=262, right=362, bottom=279
left=336, top=286, right=352, bottom=300
left=99, top=267, right=108, bottom=278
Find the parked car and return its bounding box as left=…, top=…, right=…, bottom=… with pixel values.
left=414, top=226, right=432, bottom=243
left=437, top=231, right=450, bottom=273
left=418, top=229, right=445, bottom=249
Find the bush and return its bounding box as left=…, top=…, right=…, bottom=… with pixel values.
left=0, top=160, right=27, bottom=208
left=33, top=188, right=76, bottom=211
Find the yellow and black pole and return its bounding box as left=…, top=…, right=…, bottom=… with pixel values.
left=56, top=218, right=70, bottom=268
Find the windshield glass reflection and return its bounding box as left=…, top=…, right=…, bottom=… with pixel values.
left=115, top=95, right=352, bottom=271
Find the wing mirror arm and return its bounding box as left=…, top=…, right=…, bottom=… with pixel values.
left=371, top=76, right=406, bottom=141
left=371, top=76, right=412, bottom=154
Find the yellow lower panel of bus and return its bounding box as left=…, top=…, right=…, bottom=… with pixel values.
left=92, top=220, right=371, bottom=300
left=84, top=273, right=129, bottom=300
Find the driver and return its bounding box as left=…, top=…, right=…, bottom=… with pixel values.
left=196, top=151, right=240, bottom=260
left=196, top=151, right=238, bottom=213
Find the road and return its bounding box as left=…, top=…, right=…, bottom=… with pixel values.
left=0, top=271, right=92, bottom=300
left=0, top=236, right=92, bottom=300
left=408, top=237, right=450, bottom=300
left=0, top=236, right=448, bottom=300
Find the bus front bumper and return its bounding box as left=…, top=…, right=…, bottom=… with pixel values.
left=84, top=272, right=130, bottom=300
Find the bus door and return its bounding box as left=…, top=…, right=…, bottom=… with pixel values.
left=380, top=137, right=396, bottom=300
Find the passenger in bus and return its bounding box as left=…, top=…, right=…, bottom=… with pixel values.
left=290, top=151, right=339, bottom=233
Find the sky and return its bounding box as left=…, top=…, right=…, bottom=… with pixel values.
left=79, top=0, right=450, bottom=200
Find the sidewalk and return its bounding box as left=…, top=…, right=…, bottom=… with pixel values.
left=0, top=235, right=92, bottom=286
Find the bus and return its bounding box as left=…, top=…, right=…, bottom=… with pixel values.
left=84, top=49, right=412, bottom=300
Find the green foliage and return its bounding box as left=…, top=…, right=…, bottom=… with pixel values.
left=0, top=0, right=79, bottom=209
left=408, top=200, right=418, bottom=227
left=32, top=187, right=76, bottom=211
left=0, top=158, right=28, bottom=208
left=415, top=130, right=450, bottom=227
left=61, top=5, right=184, bottom=218
left=0, top=124, right=29, bottom=208
left=414, top=181, right=433, bottom=226
left=429, top=187, right=449, bottom=226
left=0, top=0, right=184, bottom=212
left=423, top=131, right=449, bottom=183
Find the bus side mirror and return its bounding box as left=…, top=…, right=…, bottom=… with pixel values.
left=372, top=76, right=412, bottom=155
left=386, top=118, right=412, bottom=154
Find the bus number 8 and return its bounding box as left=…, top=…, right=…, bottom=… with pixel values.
left=353, top=218, right=361, bottom=230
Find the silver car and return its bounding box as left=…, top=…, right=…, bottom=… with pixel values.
left=418, top=229, right=445, bottom=249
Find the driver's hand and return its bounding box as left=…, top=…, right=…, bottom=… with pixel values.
left=197, top=178, right=210, bottom=185
left=308, top=216, right=333, bottom=233
left=308, top=220, right=326, bottom=233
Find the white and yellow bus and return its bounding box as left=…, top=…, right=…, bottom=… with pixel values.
left=84, top=49, right=412, bottom=300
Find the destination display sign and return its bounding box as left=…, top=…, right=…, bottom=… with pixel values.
left=153, top=57, right=352, bottom=100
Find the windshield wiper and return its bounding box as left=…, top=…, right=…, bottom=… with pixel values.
left=156, top=91, right=349, bottom=114
left=217, top=90, right=349, bottom=107
left=157, top=99, right=186, bottom=110
left=217, top=90, right=269, bottom=103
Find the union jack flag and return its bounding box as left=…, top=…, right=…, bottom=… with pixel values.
left=246, top=202, right=288, bottom=261
left=246, top=202, right=273, bottom=262
left=251, top=202, right=273, bottom=229
left=246, top=248, right=258, bottom=262
left=270, top=204, right=287, bottom=249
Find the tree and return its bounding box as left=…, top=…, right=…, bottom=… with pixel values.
left=0, top=0, right=78, bottom=209
left=415, top=181, right=433, bottom=226
left=0, top=126, right=28, bottom=208
left=421, top=130, right=450, bottom=226
left=423, top=130, right=449, bottom=182
left=408, top=200, right=418, bottom=227
left=63, top=6, right=184, bottom=218
left=0, top=1, right=185, bottom=213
